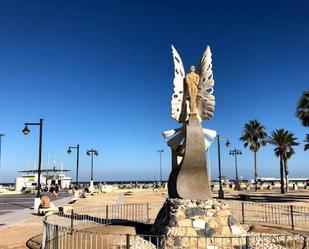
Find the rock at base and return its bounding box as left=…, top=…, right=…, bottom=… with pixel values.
left=151, top=198, right=246, bottom=248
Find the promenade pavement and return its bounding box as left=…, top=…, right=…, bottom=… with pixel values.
left=0, top=192, right=72, bottom=228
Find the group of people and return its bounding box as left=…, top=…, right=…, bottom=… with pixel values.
left=49, top=184, right=60, bottom=197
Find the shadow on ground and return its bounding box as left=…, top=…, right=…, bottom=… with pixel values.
left=109, top=220, right=153, bottom=234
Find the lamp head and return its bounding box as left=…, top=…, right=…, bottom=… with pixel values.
left=86, top=151, right=91, bottom=156
left=94, top=150, right=99, bottom=156
left=67, top=148, right=72, bottom=154
left=225, top=139, right=231, bottom=147
left=22, top=125, right=30, bottom=135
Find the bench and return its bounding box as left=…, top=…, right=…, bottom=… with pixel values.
left=38, top=202, right=58, bottom=216
left=38, top=207, right=59, bottom=216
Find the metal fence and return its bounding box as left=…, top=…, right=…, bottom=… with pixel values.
left=42, top=201, right=309, bottom=248
left=47, top=201, right=309, bottom=231
left=45, top=203, right=163, bottom=229
left=227, top=201, right=309, bottom=230
left=43, top=221, right=309, bottom=249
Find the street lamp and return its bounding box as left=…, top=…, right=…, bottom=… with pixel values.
left=22, top=118, right=43, bottom=198
left=216, top=135, right=231, bottom=199
left=229, top=148, right=242, bottom=191
left=157, top=149, right=164, bottom=183
left=67, top=144, right=80, bottom=185
left=86, top=149, right=98, bottom=189
left=0, top=134, right=5, bottom=177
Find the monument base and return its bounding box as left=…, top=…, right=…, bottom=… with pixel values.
left=151, top=198, right=246, bottom=248
left=89, top=180, right=94, bottom=193
left=34, top=197, right=41, bottom=211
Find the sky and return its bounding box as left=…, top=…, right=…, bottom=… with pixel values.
left=0, top=0, right=308, bottom=183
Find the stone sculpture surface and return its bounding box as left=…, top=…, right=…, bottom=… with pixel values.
left=163, top=45, right=217, bottom=200
left=185, top=65, right=200, bottom=114
left=153, top=45, right=247, bottom=244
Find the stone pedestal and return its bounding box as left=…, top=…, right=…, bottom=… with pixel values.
left=152, top=199, right=246, bottom=248
left=89, top=180, right=94, bottom=193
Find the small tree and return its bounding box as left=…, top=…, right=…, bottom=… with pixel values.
left=240, top=119, right=267, bottom=191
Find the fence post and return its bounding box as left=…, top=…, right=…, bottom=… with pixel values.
left=126, top=234, right=130, bottom=249
left=146, top=203, right=150, bottom=223
left=70, top=209, right=74, bottom=234
left=245, top=235, right=250, bottom=249
left=241, top=202, right=245, bottom=224
left=42, top=220, right=47, bottom=249
left=290, top=205, right=295, bottom=230
left=106, top=205, right=109, bottom=224
left=54, top=225, right=59, bottom=249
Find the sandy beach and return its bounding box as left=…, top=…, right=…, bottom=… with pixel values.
left=1, top=188, right=309, bottom=248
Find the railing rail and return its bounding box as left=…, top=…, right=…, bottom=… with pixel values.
left=42, top=221, right=309, bottom=249
left=46, top=201, right=309, bottom=230
left=43, top=200, right=309, bottom=248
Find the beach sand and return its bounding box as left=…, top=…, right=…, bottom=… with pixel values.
left=1, top=188, right=309, bottom=248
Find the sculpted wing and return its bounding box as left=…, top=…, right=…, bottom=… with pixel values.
left=196, top=46, right=215, bottom=120
left=171, top=45, right=188, bottom=123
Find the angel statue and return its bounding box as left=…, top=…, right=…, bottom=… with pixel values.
left=163, top=45, right=217, bottom=200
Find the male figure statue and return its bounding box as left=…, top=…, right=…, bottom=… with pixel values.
left=185, top=65, right=200, bottom=114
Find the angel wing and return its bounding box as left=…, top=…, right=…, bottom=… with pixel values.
left=163, top=127, right=216, bottom=153
left=171, top=45, right=188, bottom=123
left=196, top=46, right=215, bottom=120
left=203, top=128, right=217, bottom=150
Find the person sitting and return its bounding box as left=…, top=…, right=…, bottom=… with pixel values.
left=38, top=195, right=58, bottom=215
left=39, top=195, right=51, bottom=209
left=38, top=195, right=51, bottom=215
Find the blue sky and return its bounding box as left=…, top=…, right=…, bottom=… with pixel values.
left=0, top=0, right=308, bottom=183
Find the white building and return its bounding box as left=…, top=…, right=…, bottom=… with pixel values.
left=15, top=168, right=72, bottom=192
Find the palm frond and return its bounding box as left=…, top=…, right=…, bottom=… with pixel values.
left=239, top=119, right=267, bottom=152
left=268, top=129, right=299, bottom=160
left=304, top=134, right=309, bottom=151
left=296, top=90, right=309, bottom=127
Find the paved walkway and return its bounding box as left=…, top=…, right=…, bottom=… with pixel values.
left=0, top=195, right=72, bottom=229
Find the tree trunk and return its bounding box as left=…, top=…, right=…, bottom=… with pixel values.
left=280, top=157, right=285, bottom=194
left=284, top=159, right=289, bottom=193
left=254, top=151, right=258, bottom=191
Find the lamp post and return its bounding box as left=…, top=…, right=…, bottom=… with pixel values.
left=229, top=148, right=242, bottom=191
left=216, top=135, right=231, bottom=199
left=22, top=118, right=43, bottom=198
left=86, top=149, right=98, bottom=190
left=67, top=144, right=80, bottom=185
left=157, top=149, right=164, bottom=183
left=0, top=134, right=4, bottom=183
left=0, top=133, right=4, bottom=169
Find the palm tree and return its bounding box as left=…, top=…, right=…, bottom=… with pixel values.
left=296, top=91, right=309, bottom=151
left=240, top=119, right=267, bottom=191
left=305, top=134, right=309, bottom=151
left=268, top=129, right=299, bottom=194
left=296, top=90, right=309, bottom=127
left=282, top=148, right=296, bottom=192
